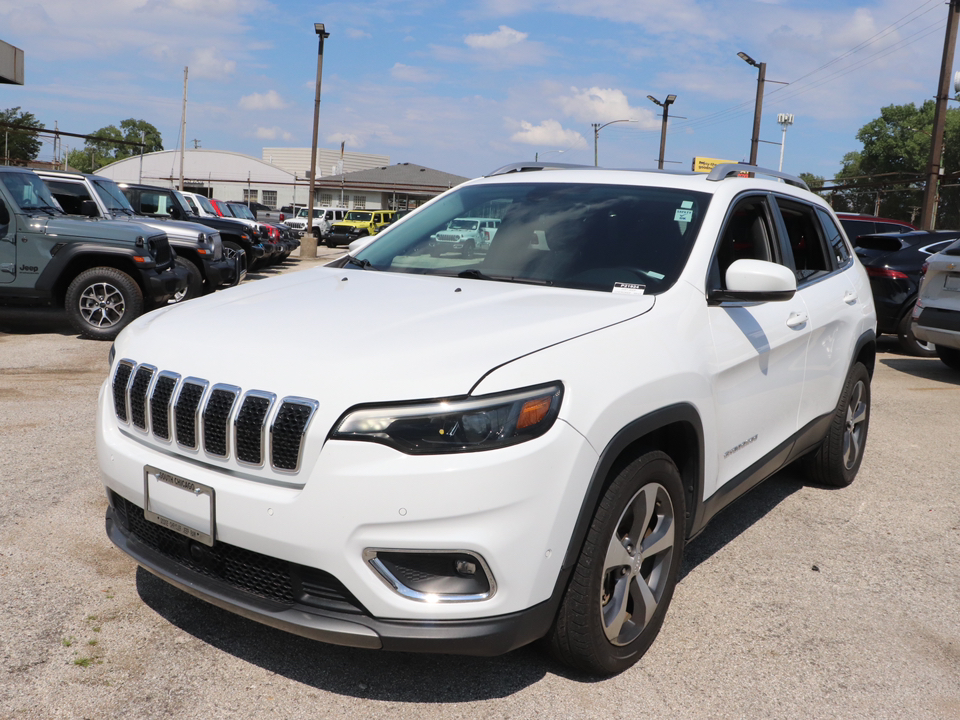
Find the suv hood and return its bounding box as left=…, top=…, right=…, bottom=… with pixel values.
left=118, top=267, right=655, bottom=407
left=26, top=215, right=162, bottom=242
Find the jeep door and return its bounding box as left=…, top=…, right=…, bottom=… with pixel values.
left=0, top=196, right=14, bottom=283
left=706, top=194, right=810, bottom=488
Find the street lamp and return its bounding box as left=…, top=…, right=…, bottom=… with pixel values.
left=739, top=51, right=766, bottom=166
left=647, top=94, right=677, bottom=170
left=592, top=119, right=637, bottom=167
left=304, top=22, right=330, bottom=260
left=535, top=149, right=566, bottom=162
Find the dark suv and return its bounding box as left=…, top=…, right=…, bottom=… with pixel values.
left=0, top=167, right=186, bottom=340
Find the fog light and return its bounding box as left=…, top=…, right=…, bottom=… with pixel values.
left=363, top=549, right=495, bottom=602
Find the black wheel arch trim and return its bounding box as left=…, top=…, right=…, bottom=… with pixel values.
left=35, top=243, right=154, bottom=296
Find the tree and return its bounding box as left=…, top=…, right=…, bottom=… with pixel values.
left=826, top=101, right=960, bottom=226
left=69, top=118, right=163, bottom=172
left=0, top=107, right=45, bottom=164
left=798, top=172, right=824, bottom=193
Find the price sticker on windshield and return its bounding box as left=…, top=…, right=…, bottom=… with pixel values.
left=613, top=282, right=646, bottom=296
left=674, top=208, right=693, bottom=222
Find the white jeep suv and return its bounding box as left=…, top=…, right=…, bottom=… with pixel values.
left=97, top=162, right=876, bottom=675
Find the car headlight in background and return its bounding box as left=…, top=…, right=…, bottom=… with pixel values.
left=331, top=383, right=563, bottom=454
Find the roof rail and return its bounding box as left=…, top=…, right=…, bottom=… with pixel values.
left=485, top=161, right=596, bottom=177
left=705, top=163, right=809, bottom=190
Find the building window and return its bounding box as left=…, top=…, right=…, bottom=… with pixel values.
left=243, top=189, right=258, bottom=202
left=353, top=195, right=366, bottom=209
left=262, top=190, right=277, bottom=208
left=320, top=193, right=333, bottom=205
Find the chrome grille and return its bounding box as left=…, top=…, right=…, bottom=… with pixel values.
left=174, top=380, right=207, bottom=449
left=203, top=385, right=240, bottom=457
left=110, top=362, right=316, bottom=473
left=271, top=399, right=318, bottom=471
left=129, top=365, right=155, bottom=430
left=113, top=360, right=134, bottom=422
left=150, top=373, right=179, bottom=440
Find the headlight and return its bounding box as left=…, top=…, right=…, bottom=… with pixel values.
left=331, top=383, right=563, bottom=454
left=197, top=232, right=206, bottom=243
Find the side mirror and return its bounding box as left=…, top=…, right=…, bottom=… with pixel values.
left=170, top=203, right=183, bottom=220
left=80, top=200, right=99, bottom=218
left=709, top=259, right=797, bottom=304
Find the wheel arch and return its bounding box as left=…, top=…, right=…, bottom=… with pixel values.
left=852, top=328, right=877, bottom=378
left=39, top=246, right=147, bottom=305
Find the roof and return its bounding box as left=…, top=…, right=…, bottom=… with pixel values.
left=316, top=162, right=469, bottom=194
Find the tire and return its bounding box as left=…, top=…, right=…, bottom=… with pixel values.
left=802, top=362, right=870, bottom=487
left=935, top=344, right=960, bottom=371
left=550, top=451, right=685, bottom=675
left=461, top=240, right=476, bottom=259
left=64, top=267, right=144, bottom=341
left=897, top=308, right=936, bottom=357
left=171, top=257, right=203, bottom=303
left=222, top=240, right=248, bottom=275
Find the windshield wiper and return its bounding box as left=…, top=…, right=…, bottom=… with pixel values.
left=30, top=204, right=60, bottom=216
left=346, top=256, right=377, bottom=270
left=456, top=269, right=553, bottom=286
left=457, top=268, right=494, bottom=281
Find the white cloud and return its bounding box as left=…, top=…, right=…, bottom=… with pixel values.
left=556, top=87, right=658, bottom=129
left=325, top=132, right=362, bottom=148
left=254, top=126, right=292, bottom=141
left=191, top=47, right=237, bottom=78
left=390, top=63, right=439, bottom=83
left=346, top=28, right=372, bottom=39
left=465, top=26, right=528, bottom=50
left=239, top=90, right=287, bottom=110
left=510, top=119, right=587, bottom=148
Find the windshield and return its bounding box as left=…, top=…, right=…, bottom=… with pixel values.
left=91, top=178, right=135, bottom=213
left=297, top=208, right=323, bottom=218
left=229, top=204, right=256, bottom=220
left=346, top=211, right=372, bottom=222
left=354, top=182, right=710, bottom=295
left=191, top=194, right=216, bottom=215
left=448, top=219, right=479, bottom=230
left=0, top=172, right=62, bottom=213
left=172, top=190, right=194, bottom=216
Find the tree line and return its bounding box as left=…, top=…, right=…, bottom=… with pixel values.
left=1, top=107, right=162, bottom=172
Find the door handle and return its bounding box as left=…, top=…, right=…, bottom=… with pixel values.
left=0, top=262, right=14, bottom=274
left=786, top=312, right=808, bottom=328
left=843, top=291, right=858, bottom=305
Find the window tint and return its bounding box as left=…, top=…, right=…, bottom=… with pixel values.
left=816, top=207, right=852, bottom=267
left=713, top=196, right=777, bottom=289
left=776, top=199, right=831, bottom=282
left=877, top=222, right=909, bottom=234
left=838, top=219, right=874, bottom=243
left=44, top=179, right=93, bottom=215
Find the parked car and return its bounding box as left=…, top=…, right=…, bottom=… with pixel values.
left=285, top=206, right=347, bottom=239
left=852, top=230, right=959, bottom=355
left=429, top=217, right=501, bottom=257
left=98, top=162, right=876, bottom=676
left=325, top=209, right=396, bottom=247
left=913, top=236, right=960, bottom=370
left=0, top=167, right=186, bottom=339
left=837, top=213, right=915, bottom=244
left=36, top=170, right=242, bottom=303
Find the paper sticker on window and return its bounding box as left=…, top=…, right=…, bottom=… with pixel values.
left=613, top=282, right=645, bottom=296
left=674, top=208, right=693, bottom=222
left=681, top=200, right=693, bottom=209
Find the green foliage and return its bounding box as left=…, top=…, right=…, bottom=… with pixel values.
left=798, top=172, right=824, bottom=192
left=0, top=107, right=45, bottom=164
left=829, top=101, right=960, bottom=226
left=72, top=118, right=163, bottom=172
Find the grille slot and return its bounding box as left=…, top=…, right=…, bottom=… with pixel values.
left=112, top=361, right=135, bottom=422
left=175, top=380, right=207, bottom=449
left=271, top=398, right=318, bottom=471
left=150, top=373, right=180, bottom=441
left=203, top=385, right=240, bottom=457
left=129, top=365, right=156, bottom=430
left=235, top=392, right=275, bottom=466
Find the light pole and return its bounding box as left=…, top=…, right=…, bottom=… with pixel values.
left=647, top=94, right=676, bottom=170
left=535, top=149, right=566, bottom=162
left=304, top=22, right=330, bottom=260
left=777, top=113, right=794, bottom=171
left=592, top=119, right=637, bottom=167
left=738, top=51, right=766, bottom=166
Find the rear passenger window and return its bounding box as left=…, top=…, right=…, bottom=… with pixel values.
left=775, top=199, right=832, bottom=283
left=877, top=222, right=908, bottom=234
left=816, top=208, right=852, bottom=267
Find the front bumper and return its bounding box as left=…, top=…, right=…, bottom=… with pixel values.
left=326, top=231, right=360, bottom=247
left=139, top=264, right=188, bottom=305
left=201, top=253, right=245, bottom=288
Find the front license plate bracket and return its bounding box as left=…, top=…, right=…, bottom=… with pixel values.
left=143, top=465, right=216, bottom=546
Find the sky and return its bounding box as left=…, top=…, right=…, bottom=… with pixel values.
left=0, top=0, right=954, bottom=181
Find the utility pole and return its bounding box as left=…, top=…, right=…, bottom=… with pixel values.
left=920, top=0, right=960, bottom=230
left=304, top=23, right=330, bottom=260
left=777, top=113, right=794, bottom=172
left=180, top=66, right=188, bottom=192
left=138, top=130, right=145, bottom=183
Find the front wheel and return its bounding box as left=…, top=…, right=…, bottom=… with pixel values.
left=64, top=267, right=144, bottom=341
left=171, top=257, right=204, bottom=303
left=936, top=344, right=960, bottom=371
left=897, top=309, right=936, bottom=357
left=802, top=361, right=870, bottom=487
left=550, top=451, right=685, bottom=675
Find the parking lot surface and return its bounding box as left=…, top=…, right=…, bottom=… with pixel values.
left=1, top=250, right=958, bottom=719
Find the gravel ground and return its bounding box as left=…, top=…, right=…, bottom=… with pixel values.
left=1, top=251, right=958, bottom=719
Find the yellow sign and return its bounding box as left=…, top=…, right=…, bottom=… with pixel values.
left=692, top=157, right=737, bottom=173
